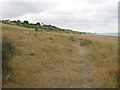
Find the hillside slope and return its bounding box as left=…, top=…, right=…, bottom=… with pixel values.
left=2, top=24, right=118, bottom=88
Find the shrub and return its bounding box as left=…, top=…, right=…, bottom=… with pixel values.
left=35, top=28, right=38, bottom=31
left=118, top=76, right=120, bottom=88
left=80, top=38, right=92, bottom=46
left=2, top=42, right=15, bottom=71
left=2, top=42, right=15, bottom=60
left=48, top=37, right=53, bottom=40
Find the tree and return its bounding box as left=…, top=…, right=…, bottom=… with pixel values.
left=11, top=20, right=17, bottom=23
left=36, top=22, right=41, bottom=26
left=23, top=20, right=29, bottom=24
left=17, top=20, right=21, bottom=23
left=16, top=20, right=22, bottom=26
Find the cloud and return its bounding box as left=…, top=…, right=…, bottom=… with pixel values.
left=1, top=2, right=58, bottom=18
left=1, top=0, right=118, bottom=33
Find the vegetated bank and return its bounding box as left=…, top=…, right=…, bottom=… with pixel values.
left=1, top=20, right=86, bottom=34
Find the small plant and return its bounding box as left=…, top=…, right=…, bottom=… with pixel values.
left=47, top=37, right=53, bottom=40
left=35, top=28, right=38, bottom=31
left=80, top=38, right=92, bottom=46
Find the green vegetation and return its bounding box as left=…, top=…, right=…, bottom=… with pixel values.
left=2, top=41, right=16, bottom=87
left=80, top=38, right=92, bottom=46
left=2, top=41, right=15, bottom=71
left=118, top=76, right=120, bottom=88
left=2, top=20, right=86, bottom=34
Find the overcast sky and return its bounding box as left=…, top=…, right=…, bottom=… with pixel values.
left=0, top=0, right=119, bottom=33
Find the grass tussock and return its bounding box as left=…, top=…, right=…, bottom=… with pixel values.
left=69, top=36, right=77, bottom=41
left=80, top=38, right=92, bottom=46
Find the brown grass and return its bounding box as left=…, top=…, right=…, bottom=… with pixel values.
left=2, top=24, right=118, bottom=88
left=79, top=34, right=118, bottom=88
left=2, top=24, right=83, bottom=88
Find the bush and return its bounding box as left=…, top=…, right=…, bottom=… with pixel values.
left=80, top=38, right=92, bottom=46
left=2, top=42, right=15, bottom=60
left=48, top=37, right=53, bottom=40
left=118, top=74, right=120, bottom=88
left=35, top=28, right=38, bottom=31
left=2, top=42, right=15, bottom=71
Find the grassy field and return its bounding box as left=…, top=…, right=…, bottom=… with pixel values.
left=2, top=24, right=118, bottom=88
left=80, top=34, right=118, bottom=87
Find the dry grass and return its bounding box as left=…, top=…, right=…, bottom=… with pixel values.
left=2, top=24, right=83, bottom=88
left=79, top=34, right=118, bottom=88
left=2, top=24, right=118, bottom=88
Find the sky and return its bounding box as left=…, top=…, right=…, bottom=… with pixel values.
left=0, top=0, right=119, bottom=33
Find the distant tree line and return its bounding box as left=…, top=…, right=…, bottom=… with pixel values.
left=2, top=20, right=41, bottom=29
left=1, top=19, right=86, bottom=34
